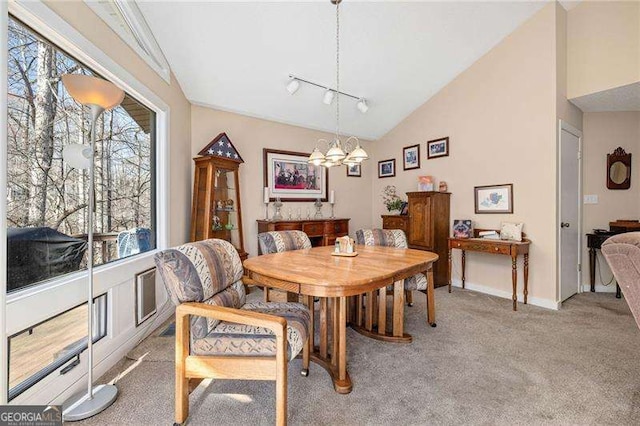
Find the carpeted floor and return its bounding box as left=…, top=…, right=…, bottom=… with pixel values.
left=79, top=288, right=640, bottom=425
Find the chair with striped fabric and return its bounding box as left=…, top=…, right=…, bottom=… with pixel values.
left=257, top=230, right=312, bottom=301
left=355, top=228, right=429, bottom=308
left=154, top=238, right=310, bottom=426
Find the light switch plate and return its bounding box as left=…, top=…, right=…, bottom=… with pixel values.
left=583, top=194, right=598, bottom=204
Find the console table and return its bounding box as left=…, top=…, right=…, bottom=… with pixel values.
left=448, top=229, right=530, bottom=311
left=587, top=232, right=622, bottom=298
left=256, top=218, right=349, bottom=248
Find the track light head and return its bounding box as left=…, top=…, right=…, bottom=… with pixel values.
left=356, top=98, right=369, bottom=113
left=323, top=89, right=335, bottom=105
left=286, top=78, right=300, bottom=95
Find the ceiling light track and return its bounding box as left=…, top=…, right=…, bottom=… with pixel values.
left=288, top=74, right=362, bottom=102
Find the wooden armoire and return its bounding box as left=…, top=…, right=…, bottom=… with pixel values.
left=407, top=191, right=450, bottom=287
left=382, top=191, right=450, bottom=287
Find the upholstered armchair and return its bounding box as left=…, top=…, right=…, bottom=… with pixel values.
left=154, top=239, right=310, bottom=426
left=257, top=230, right=312, bottom=301
left=355, top=228, right=431, bottom=319
left=601, top=232, right=640, bottom=329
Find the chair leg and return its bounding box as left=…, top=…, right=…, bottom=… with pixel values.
left=301, top=336, right=310, bottom=377
left=175, top=314, right=190, bottom=425
left=406, top=290, right=413, bottom=307
left=275, top=340, right=288, bottom=426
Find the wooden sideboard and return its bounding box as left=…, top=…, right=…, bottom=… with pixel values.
left=256, top=218, right=349, bottom=249
left=382, top=191, right=450, bottom=288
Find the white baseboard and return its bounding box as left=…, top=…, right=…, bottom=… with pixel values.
left=581, top=283, right=618, bottom=293
left=450, top=279, right=560, bottom=310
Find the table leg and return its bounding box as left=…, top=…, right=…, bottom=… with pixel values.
left=426, top=265, right=436, bottom=327
left=332, top=298, right=339, bottom=368
left=589, top=248, right=596, bottom=292
left=392, top=280, right=405, bottom=337
left=338, top=297, right=347, bottom=381
left=524, top=254, right=529, bottom=305
left=512, top=254, right=518, bottom=311
left=448, top=246, right=452, bottom=293
left=320, top=298, right=328, bottom=359
left=309, top=296, right=352, bottom=394
left=365, top=291, right=374, bottom=331
left=377, top=286, right=387, bottom=335
left=616, top=283, right=622, bottom=299
left=461, top=250, right=466, bottom=289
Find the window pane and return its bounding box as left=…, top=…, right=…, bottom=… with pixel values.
left=8, top=294, right=108, bottom=400
left=6, top=16, right=156, bottom=293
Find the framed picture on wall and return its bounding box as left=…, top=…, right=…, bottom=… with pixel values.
left=403, top=144, right=421, bottom=170
left=427, top=137, right=449, bottom=159
left=263, top=148, right=328, bottom=201
left=346, top=163, right=361, bottom=177
left=378, top=159, right=396, bottom=178
left=474, top=183, right=513, bottom=214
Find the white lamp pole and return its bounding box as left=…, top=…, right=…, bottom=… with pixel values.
left=60, top=74, right=124, bottom=422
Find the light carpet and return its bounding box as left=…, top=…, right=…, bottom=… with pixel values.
left=79, top=288, right=640, bottom=425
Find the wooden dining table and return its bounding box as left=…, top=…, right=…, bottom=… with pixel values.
left=243, top=244, right=438, bottom=394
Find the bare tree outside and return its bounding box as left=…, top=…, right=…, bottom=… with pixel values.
left=6, top=17, right=156, bottom=292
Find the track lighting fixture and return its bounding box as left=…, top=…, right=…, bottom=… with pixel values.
left=356, top=98, right=369, bottom=113
left=323, top=89, right=335, bottom=105
left=286, top=74, right=369, bottom=113
left=286, top=78, right=300, bottom=95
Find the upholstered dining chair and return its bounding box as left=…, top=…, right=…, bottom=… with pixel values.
left=257, top=230, right=312, bottom=301
left=154, top=238, right=310, bottom=426
left=355, top=228, right=429, bottom=309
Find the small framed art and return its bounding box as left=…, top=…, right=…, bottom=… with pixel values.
left=378, top=159, right=396, bottom=178
left=427, top=137, right=449, bottom=159
left=346, top=163, right=361, bottom=177
left=403, top=144, right=420, bottom=170
left=474, top=183, right=513, bottom=214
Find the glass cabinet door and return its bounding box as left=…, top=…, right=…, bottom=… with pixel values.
left=211, top=167, right=241, bottom=252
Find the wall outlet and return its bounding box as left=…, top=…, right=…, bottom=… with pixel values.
left=583, top=194, right=598, bottom=204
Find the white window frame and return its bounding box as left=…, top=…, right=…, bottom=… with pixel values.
left=83, top=0, right=171, bottom=84
left=1, top=0, right=171, bottom=403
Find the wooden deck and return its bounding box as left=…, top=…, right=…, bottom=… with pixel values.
left=10, top=304, right=88, bottom=390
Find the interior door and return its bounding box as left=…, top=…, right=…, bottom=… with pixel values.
left=559, top=121, right=583, bottom=302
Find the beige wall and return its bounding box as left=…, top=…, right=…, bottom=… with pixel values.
left=567, top=1, right=640, bottom=99
left=190, top=106, right=374, bottom=257
left=556, top=3, right=584, bottom=130
left=371, top=4, right=560, bottom=307
left=45, top=1, right=193, bottom=246
left=582, top=111, right=640, bottom=290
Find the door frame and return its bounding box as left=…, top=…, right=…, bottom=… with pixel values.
left=557, top=119, right=584, bottom=303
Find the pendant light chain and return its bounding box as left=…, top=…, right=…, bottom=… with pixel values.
left=335, top=0, right=340, bottom=141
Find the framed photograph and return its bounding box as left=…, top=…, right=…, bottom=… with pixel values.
left=452, top=219, right=473, bottom=238
left=346, top=163, right=361, bottom=177
left=474, top=183, right=513, bottom=214
left=263, top=148, right=328, bottom=201
left=403, top=144, right=421, bottom=170
left=427, top=137, right=449, bottom=159
left=400, top=202, right=409, bottom=215
left=378, top=159, right=396, bottom=178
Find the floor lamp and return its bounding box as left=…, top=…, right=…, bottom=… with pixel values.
left=60, top=74, right=124, bottom=422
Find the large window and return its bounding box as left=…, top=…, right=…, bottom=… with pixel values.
left=6, top=16, right=156, bottom=293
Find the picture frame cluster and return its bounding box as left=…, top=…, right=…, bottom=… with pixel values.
left=378, top=137, right=449, bottom=178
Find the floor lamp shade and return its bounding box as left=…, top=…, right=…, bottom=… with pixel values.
left=61, top=74, right=125, bottom=110
left=61, top=73, right=124, bottom=422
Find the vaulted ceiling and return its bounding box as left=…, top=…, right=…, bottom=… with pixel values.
left=138, top=1, right=547, bottom=140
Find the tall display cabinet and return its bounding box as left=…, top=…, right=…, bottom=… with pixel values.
left=190, top=133, right=247, bottom=261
